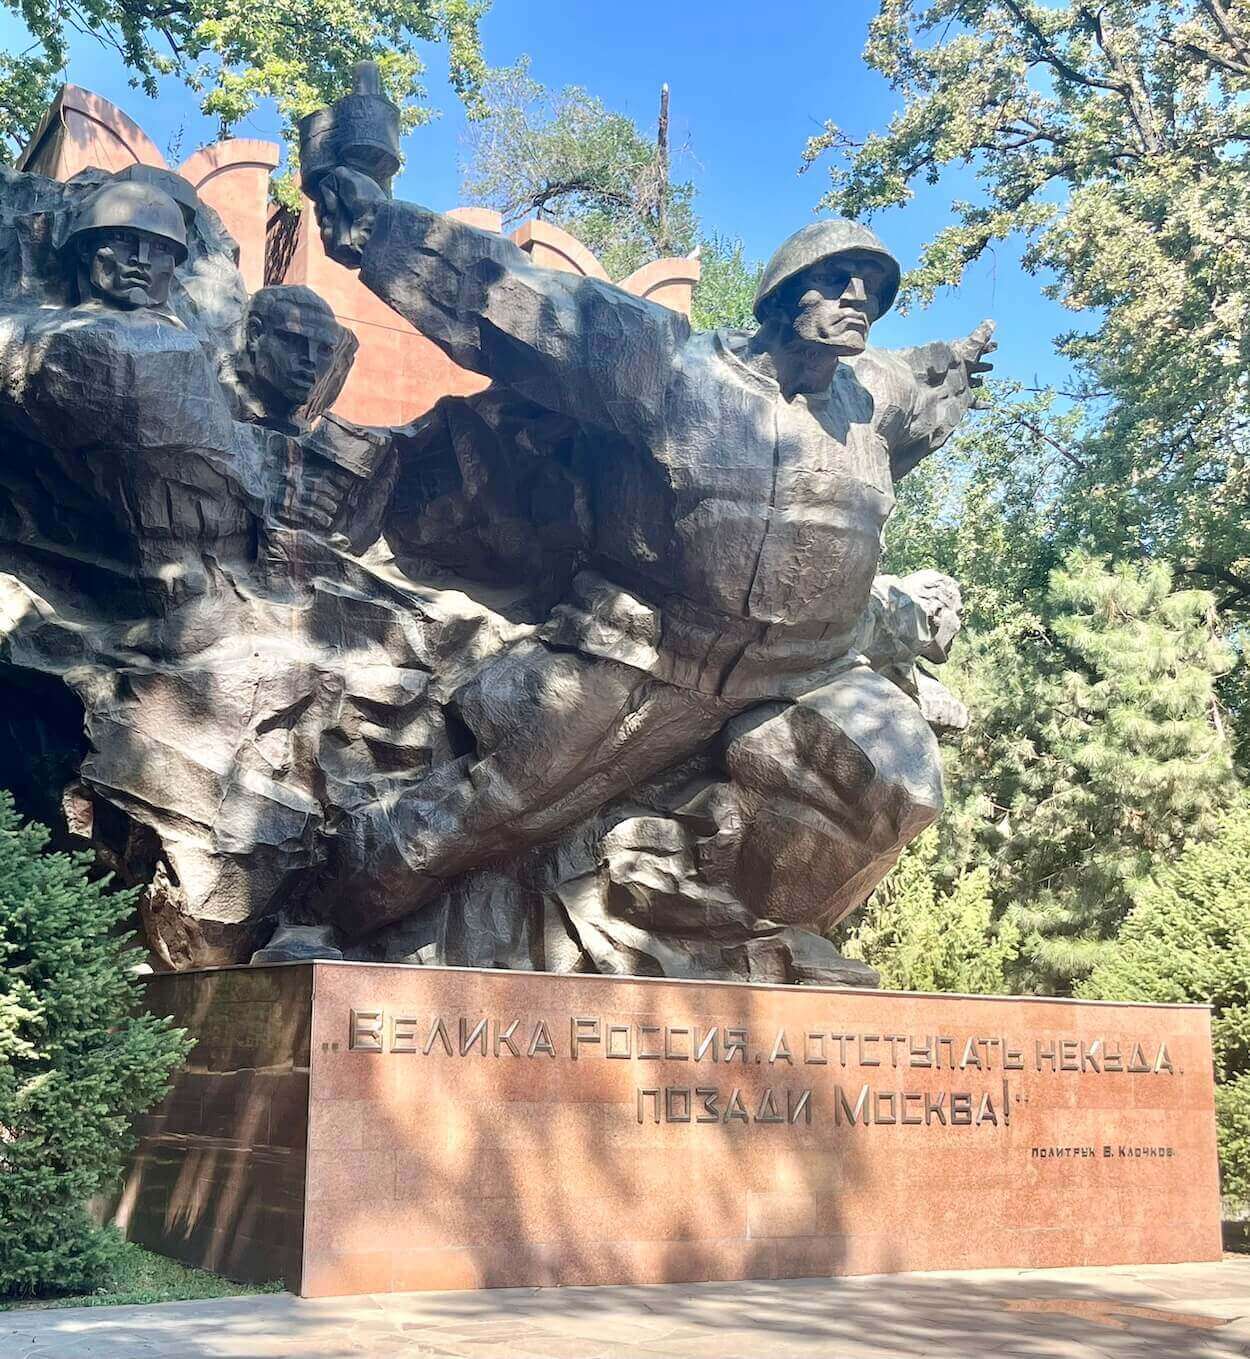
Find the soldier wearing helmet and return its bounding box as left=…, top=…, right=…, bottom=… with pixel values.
left=62, top=180, right=187, bottom=314
left=0, top=169, right=259, bottom=570
left=113, top=165, right=203, bottom=232
left=752, top=219, right=901, bottom=376
left=307, top=166, right=996, bottom=943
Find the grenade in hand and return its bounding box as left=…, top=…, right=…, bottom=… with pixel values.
left=298, top=61, right=401, bottom=199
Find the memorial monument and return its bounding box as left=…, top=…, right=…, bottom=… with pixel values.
left=0, top=69, right=1222, bottom=1299
left=0, top=65, right=994, bottom=985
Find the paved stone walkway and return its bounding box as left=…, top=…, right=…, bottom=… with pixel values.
left=2, top=1259, right=1248, bottom=1358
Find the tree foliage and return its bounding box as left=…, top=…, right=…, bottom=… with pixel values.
left=1079, top=800, right=1250, bottom=1205
left=461, top=59, right=763, bottom=330
left=836, top=828, right=1020, bottom=993
left=0, top=0, right=489, bottom=184
left=0, top=793, right=189, bottom=1297
left=898, top=546, right=1236, bottom=992
left=463, top=58, right=696, bottom=267
left=805, top=0, right=1250, bottom=622
left=882, top=383, right=1069, bottom=633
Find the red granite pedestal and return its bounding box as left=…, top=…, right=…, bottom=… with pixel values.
left=115, top=963, right=1224, bottom=1298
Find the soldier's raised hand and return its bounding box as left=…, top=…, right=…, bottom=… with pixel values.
left=953, top=319, right=997, bottom=388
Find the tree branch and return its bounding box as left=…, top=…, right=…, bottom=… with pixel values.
left=1181, top=561, right=1250, bottom=612
left=999, top=0, right=1123, bottom=94
left=1008, top=412, right=1090, bottom=471
left=1162, top=34, right=1250, bottom=78
left=1202, top=0, right=1250, bottom=66
left=526, top=180, right=633, bottom=216
left=1079, top=6, right=1165, bottom=154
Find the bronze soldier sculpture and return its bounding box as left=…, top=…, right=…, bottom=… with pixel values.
left=303, top=69, right=994, bottom=973
left=0, top=69, right=992, bottom=983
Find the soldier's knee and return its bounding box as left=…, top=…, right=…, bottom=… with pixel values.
left=725, top=666, right=943, bottom=820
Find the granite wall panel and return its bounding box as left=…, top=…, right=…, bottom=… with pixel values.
left=119, top=962, right=1223, bottom=1297
left=302, top=964, right=1222, bottom=1296
left=115, top=967, right=312, bottom=1291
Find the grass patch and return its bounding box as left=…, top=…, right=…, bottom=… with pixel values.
left=0, top=1239, right=284, bottom=1311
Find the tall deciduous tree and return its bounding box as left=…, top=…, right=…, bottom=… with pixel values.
left=461, top=60, right=762, bottom=329
left=462, top=59, right=697, bottom=272
left=0, top=0, right=489, bottom=187
left=804, top=0, right=1250, bottom=627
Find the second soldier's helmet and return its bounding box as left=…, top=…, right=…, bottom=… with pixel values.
left=754, top=218, right=900, bottom=323
left=63, top=180, right=188, bottom=265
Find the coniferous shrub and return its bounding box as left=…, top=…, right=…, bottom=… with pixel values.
left=1079, top=800, right=1250, bottom=1207
left=0, top=792, right=190, bottom=1297
left=835, top=828, right=1020, bottom=994
left=922, top=552, right=1236, bottom=992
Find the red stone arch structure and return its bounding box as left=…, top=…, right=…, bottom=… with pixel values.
left=179, top=141, right=281, bottom=292
left=510, top=220, right=611, bottom=281
left=20, top=85, right=703, bottom=426
left=16, top=85, right=165, bottom=179
left=620, top=256, right=703, bottom=314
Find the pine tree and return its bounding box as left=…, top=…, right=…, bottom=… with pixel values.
left=836, top=829, right=1020, bottom=994
left=0, top=793, right=190, bottom=1297
left=1079, top=801, right=1250, bottom=1207
left=1010, top=553, right=1235, bottom=983
left=927, top=551, right=1236, bottom=993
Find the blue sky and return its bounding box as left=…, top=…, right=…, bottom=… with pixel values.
left=1, top=0, right=1077, bottom=385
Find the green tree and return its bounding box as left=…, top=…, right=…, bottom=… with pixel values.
left=0, top=0, right=489, bottom=188
left=461, top=59, right=763, bottom=329
left=804, top=0, right=1250, bottom=634
left=689, top=232, right=760, bottom=332
left=933, top=552, right=1236, bottom=991
left=882, top=383, right=1072, bottom=633
left=836, top=829, right=1020, bottom=993
left=463, top=59, right=696, bottom=270
left=1079, top=800, right=1250, bottom=1206
left=0, top=793, right=189, bottom=1296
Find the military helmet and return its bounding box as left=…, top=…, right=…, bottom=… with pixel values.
left=115, top=164, right=202, bottom=229
left=754, top=218, right=900, bottom=322
left=63, top=180, right=188, bottom=264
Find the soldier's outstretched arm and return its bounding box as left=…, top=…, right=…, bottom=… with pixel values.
left=316, top=168, right=688, bottom=446
left=866, top=320, right=996, bottom=481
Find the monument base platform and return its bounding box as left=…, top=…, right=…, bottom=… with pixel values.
left=115, top=963, right=1223, bottom=1298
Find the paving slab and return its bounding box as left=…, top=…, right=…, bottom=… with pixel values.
left=1, top=1259, right=1248, bottom=1359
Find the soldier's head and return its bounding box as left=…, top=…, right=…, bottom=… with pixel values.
left=63, top=180, right=188, bottom=311
left=755, top=220, right=900, bottom=357
left=237, top=285, right=351, bottom=425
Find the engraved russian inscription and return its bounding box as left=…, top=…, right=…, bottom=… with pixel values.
left=345, top=1007, right=1178, bottom=1140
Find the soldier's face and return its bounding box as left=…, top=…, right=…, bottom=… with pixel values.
left=85, top=230, right=177, bottom=310
left=787, top=255, right=885, bottom=354
left=249, top=307, right=341, bottom=409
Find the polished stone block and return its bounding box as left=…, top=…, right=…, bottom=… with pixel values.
left=116, top=963, right=1224, bottom=1297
